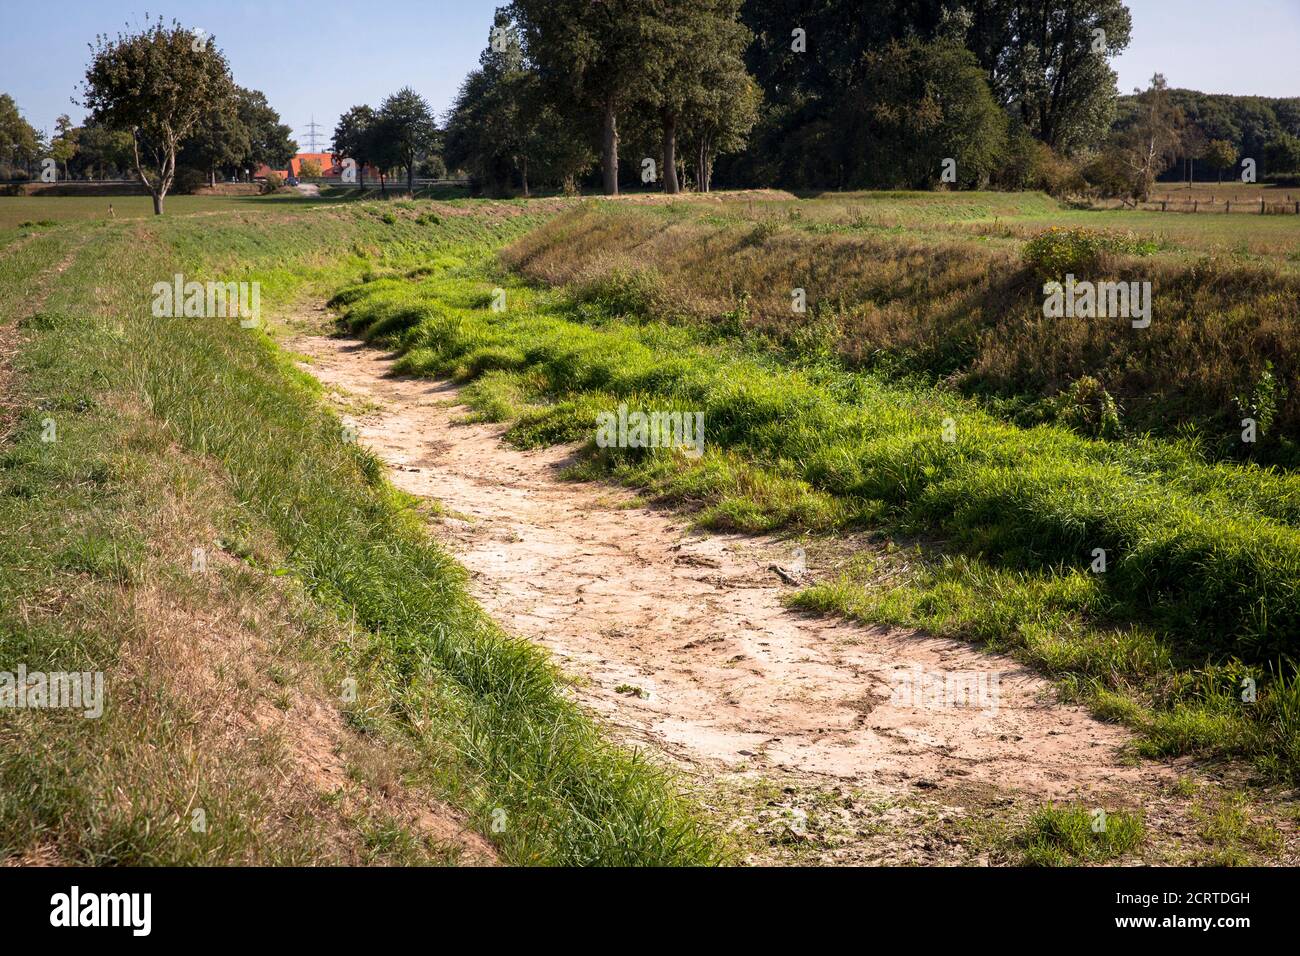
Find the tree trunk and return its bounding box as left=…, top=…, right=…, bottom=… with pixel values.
left=662, top=111, right=680, bottom=195
left=601, top=99, right=619, bottom=196
left=520, top=156, right=529, bottom=198
left=407, top=162, right=414, bottom=194
left=152, top=192, right=164, bottom=215
left=380, top=170, right=387, bottom=197
left=210, top=166, right=217, bottom=188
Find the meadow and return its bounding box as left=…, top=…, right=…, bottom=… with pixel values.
left=3, top=187, right=1298, bottom=865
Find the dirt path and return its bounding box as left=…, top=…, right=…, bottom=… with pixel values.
left=290, top=330, right=1177, bottom=860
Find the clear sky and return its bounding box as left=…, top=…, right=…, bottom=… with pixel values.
left=1, top=0, right=1298, bottom=142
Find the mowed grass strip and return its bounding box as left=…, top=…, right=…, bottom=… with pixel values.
left=0, top=204, right=722, bottom=865
left=329, top=251, right=1300, bottom=780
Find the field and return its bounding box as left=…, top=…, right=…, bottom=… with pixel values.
left=2, top=188, right=1298, bottom=866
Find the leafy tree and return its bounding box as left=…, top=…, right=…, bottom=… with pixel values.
left=377, top=87, right=437, bottom=193
left=1266, top=133, right=1300, bottom=176
left=1204, top=139, right=1237, bottom=184
left=235, top=88, right=296, bottom=177
left=680, top=70, right=760, bottom=192
left=845, top=39, right=1007, bottom=189
left=332, top=105, right=377, bottom=191
left=74, top=120, right=134, bottom=178
left=636, top=0, right=753, bottom=194
left=511, top=0, right=644, bottom=195
left=446, top=10, right=594, bottom=196
left=1114, top=74, right=1183, bottom=201
left=0, top=93, right=41, bottom=177
left=966, top=0, right=1132, bottom=153
left=50, top=115, right=79, bottom=180
left=181, top=97, right=247, bottom=186
left=81, top=18, right=234, bottom=214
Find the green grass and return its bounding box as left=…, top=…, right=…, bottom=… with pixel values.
left=0, top=199, right=722, bottom=865
left=328, top=245, right=1300, bottom=782
left=1016, top=803, right=1145, bottom=866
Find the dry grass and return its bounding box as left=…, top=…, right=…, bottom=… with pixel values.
left=505, top=200, right=1300, bottom=452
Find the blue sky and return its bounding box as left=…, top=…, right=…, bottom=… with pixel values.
left=1, top=0, right=1298, bottom=141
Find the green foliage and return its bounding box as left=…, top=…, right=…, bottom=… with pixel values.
left=1022, top=226, right=1157, bottom=276
left=80, top=16, right=235, bottom=211
left=1018, top=804, right=1144, bottom=866
left=1050, top=376, right=1122, bottom=439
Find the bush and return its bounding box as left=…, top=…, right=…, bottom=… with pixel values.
left=262, top=172, right=284, bottom=193
left=1023, top=227, right=1157, bottom=277
left=1049, top=376, right=1122, bottom=439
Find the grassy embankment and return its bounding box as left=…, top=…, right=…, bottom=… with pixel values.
left=328, top=195, right=1300, bottom=786
left=0, top=198, right=721, bottom=865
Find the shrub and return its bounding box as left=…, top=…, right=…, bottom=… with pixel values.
left=1022, top=227, right=1156, bottom=277
left=262, top=172, right=284, bottom=193
left=1049, top=376, right=1122, bottom=439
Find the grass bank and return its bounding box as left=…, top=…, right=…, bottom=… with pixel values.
left=0, top=201, right=721, bottom=865
left=329, top=243, right=1300, bottom=784
left=503, top=199, right=1300, bottom=462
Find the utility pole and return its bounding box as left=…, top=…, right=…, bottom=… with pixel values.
left=301, top=115, right=326, bottom=153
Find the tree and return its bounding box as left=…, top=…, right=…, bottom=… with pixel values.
left=81, top=18, right=234, bottom=214
left=74, top=121, right=133, bottom=179
left=1204, top=138, right=1236, bottom=185
left=636, top=0, right=753, bottom=194
left=332, top=105, right=377, bottom=192
left=1114, top=74, right=1183, bottom=201
left=235, top=88, right=296, bottom=178
left=50, top=115, right=79, bottom=180
left=1266, top=133, right=1300, bottom=176
left=681, top=70, right=760, bottom=192
left=0, top=94, right=41, bottom=178
left=377, top=87, right=437, bottom=193
left=181, top=97, right=247, bottom=187
left=512, top=0, right=644, bottom=195
left=966, top=0, right=1132, bottom=153
left=844, top=39, right=1007, bottom=190
left=445, top=11, right=594, bottom=196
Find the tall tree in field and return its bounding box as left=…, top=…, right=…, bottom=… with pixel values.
left=377, top=87, right=437, bottom=193
left=50, top=115, right=80, bottom=180
left=235, top=88, right=296, bottom=178
left=1204, top=139, right=1237, bottom=184
left=637, top=0, right=752, bottom=194
left=681, top=69, right=760, bottom=192
left=182, top=97, right=247, bottom=186
left=511, top=0, right=643, bottom=195
left=0, top=94, right=41, bottom=177
left=965, top=0, right=1132, bottom=153
left=81, top=18, right=234, bottom=214
left=1115, top=74, right=1183, bottom=201
left=332, top=105, right=377, bottom=192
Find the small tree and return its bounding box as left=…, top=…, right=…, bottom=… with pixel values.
left=0, top=94, right=41, bottom=178
left=377, top=87, right=437, bottom=194
left=50, top=114, right=79, bottom=180
left=1115, top=74, right=1183, bottom=201
left=1265, top=133, right=1300, bottom=177
left=1204, top=139, right=1237, bottom=184
left=81, top=18, right=233, bottom=214
left=332, top=105, right=376, bottom=192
